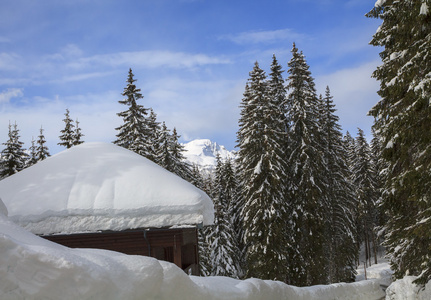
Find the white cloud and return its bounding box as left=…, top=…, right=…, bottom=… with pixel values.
left=0, top=90, right=122, bottom=154
left=0, top=52, right=22, bottom=71
left=315, top=60, right=381, bottom=137
left=221, top=28, right=306, bottom=45
left=143, top=76, right=242, bottom=148
left=0, top=88, right=24, bottom=103
left=67, top=51, right=231, bottom=70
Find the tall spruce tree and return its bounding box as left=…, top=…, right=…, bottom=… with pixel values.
left=58, top=109, right=75, bottom=149
left=285, top=44, right=328, bottom=286
left=224, top=158, right=246, bottom=278
left=0, top=123, right=28, bottom=178
left=156, top=122, right=173, bottom=171
left=352, top=128, right=379, bottom=268
left=199, top=170, right=216, bottom=276
left=237, top=61, right=289, bottom=282
left=146, top=108, right=161, bottom=163
left=367, top=0, right=431, bottom=284
left=322, top=86, right=357, bottom=283
left=209, top=156, right=242, bottom=278
left=114, top=68, right=151, bottom=157
left=168, top=128, right=192, bottom=181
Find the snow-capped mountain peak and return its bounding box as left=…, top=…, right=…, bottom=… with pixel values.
left=182, top=139, right=236, bottom=173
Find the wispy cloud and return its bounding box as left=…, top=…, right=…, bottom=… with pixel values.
left=0, top=53, right=22, bottom=71
left=221, top=28, right=306, bottom=45
left=315, top=60, right=380, bottom=137
left=0, top=88, right=24, bottom=103
left=67, top=51, right=231, bottom=70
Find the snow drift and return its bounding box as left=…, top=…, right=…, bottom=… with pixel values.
left=0, top=206, right=385, bottom=300
left=0, top=142, right=214, bottom=235
left=385, top=276, right=431, bottom=300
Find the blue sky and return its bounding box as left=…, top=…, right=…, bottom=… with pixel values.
left=0, top=0, right=382, bottom=153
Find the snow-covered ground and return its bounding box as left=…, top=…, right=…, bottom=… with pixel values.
left=0, top=201, right=385, bottom=300
left=385, top=276, right=431, bottom=300
left=356, top=260, right=393, bottom=288
left=355, top=257, right=431, bottom=299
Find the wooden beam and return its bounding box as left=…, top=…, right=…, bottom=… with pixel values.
left=173, top=233, right=182, bottom=269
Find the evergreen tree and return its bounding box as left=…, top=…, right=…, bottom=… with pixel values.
left=370, top=127, right=385, bottom=251
left=343, top=131, right=356, bottom=172
left=285, top=44, right=328, bottom=286
left=322, top=86, right=357, bottom=283
left=58, top=109, right=75, bottom=149
left=146, top=108, right=161, bottom=163
left=73, top=119, right=84, bottom=146
left=0, top=123, right=28, bottom=178
left=224, top=158, right=246, bottom=279
left=367, top=0, right=431, bottom=284
left=26, top=138, right=38, bottom=167
left=156, top=122, right=173, bottom=171
left=352, top=128, right=379, bottom=268
left=114, top=68, right=151, bottom=157
left=36, top=126, right=50, bottom=161
left=168, top=128, right=192, bottom=181
left=237, top=61, right=289, bottom=282
left=209, top=156, right=241, bottom=278
left=268, top=54, right=288, bottom=133
left=199, top=171, right=216, bottom=276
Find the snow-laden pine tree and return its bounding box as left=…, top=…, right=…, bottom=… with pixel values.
left=58, top=109, right=75, bottom=149
left=343, top=131, right=356, bottom=172
left=367, top=0, right=431, bottom=284
left=370, top=127, right=385, bottom=248
left=73, top=119, right=84, bottom=146
left=352, top=128, right=379, bottom=268
left=146, top=108, right=161, bottom=163
left=199, top=170, right=216, bottom=276
left=321, top=86, right=357, bottom=283
left=114, top=69, right=151, bottom=157
left=156, top=122, right=173, bottom=170
left=0, top=123, right=28, bottom=178
left=285, top=44, right=328, bottom=286
left=26, top=138, right=38, bottom=168
left=36, top=126, right=50, bottom=161
left=237, top=61, right=289, bottom=282
left=268, top=54, right=288, bottom=133
left=209, top=156, right=242, bottom=278
left=223, top=158, right=246, bottom=279
left=168, top=128, right=192, bottom=181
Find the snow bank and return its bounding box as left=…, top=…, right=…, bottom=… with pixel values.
left=386, top=276, right=431, bottom=300
left=356, top=261, right=394, bottom=287
left=0, top=142, right=214, bottom=234
left=0, top=201, right=385, bottom=300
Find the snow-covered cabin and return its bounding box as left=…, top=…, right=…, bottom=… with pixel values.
left=0, top=142, right=214, bottom=275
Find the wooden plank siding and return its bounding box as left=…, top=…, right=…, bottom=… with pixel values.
left=41, top=227, right=200, bottom=275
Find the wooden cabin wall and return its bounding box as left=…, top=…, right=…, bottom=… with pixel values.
left=42, top=228, right=200, bottom=275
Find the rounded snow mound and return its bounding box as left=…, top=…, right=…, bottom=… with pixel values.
left=0, top=142, right=214, bottom=234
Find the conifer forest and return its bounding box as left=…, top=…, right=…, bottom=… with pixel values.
left=0, top=0, right=430, bottom=289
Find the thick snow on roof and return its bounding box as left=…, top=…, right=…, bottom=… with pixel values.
left=0, top=142, right=214, bottom=234
left=0, top=201, right=386, bottom=300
